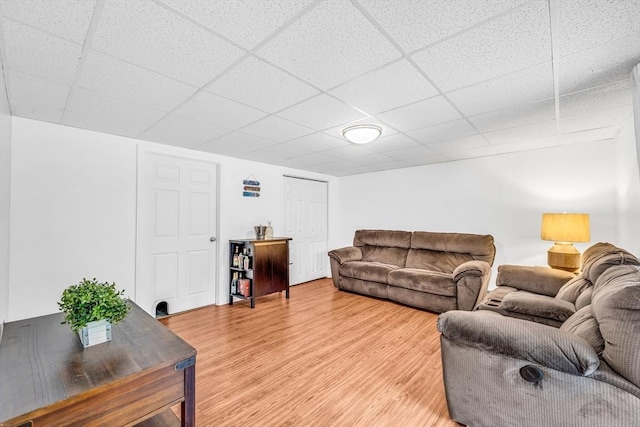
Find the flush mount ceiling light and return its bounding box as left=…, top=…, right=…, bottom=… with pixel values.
left=342, top=124, right=382, bottom=144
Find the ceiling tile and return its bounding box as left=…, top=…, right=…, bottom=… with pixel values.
left=383, top=145, right=442, bottom=161
left=429, top=135, right=490, bottom=154
left=199, top=131, right=278, bottom=156
left=91, top=0, right=245, bottom=86
left=412, top=1, right=551, bottom=91
left=560, top=79, right=633, bottom=118
left=277, top=94, right=367, bottom=130
left=63, top=87, right=167, bottom=137
left=0, top=0, right=96, bottom=43
left=174, top=91, right=267, bottom=129
left=407, top=119, right=478, bottom=145
left=556, top=128, right=618, bottom=145
left=11, top=101, right=64, bottom=124
left=377, top=96, right=461, bottom=132
left=242, top=143, right=313, bottom=164
left=557, top=0, right=640, bottom=56
left=207, top=56, right=319, bottom=113
left=240, top=116, right=314, bottom=142
left=559, top=106, right=632, bottom=134
left=1, top=18, right=82, bottom=84
left=276, top=152, right=339, bottom=168
left=159, top=0, right=314, bottom=49
left=363, top=133, right=422, bottom=154
left=483, top=120, right=557, bottom=145
left=257, top=0, right=401, bottom=90
left=352, top=152, right=397, bottom=165
left=443, top=145, right=499, bottom=161
left=139, top=114, right=230, bottom=148
left=359, top=0, right=528, bottom=53
left=286, top=132, right=349, bottom=152
left=468, top=98, right=556, bottom=132
left=447, top=62, right=554, bottom=116
left=493, top=135, right=559, bottom=154
left=401, top=155, right=449, bottom=167
left=77, top=51, right=198, bottom=112
left=558, top=35, right=640, bottom=95
left=322, top=144, right=375, bottom=160
left=6, top=71, right=70, bottom=114
left=329, top=59, right=439, bottom=114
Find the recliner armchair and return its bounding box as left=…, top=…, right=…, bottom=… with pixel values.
left=476, top=243, right=640, bottom=327
left=438, top=263, right=640, bottom=426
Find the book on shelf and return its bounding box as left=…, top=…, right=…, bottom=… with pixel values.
left=239, top=279, right=250, bottom=297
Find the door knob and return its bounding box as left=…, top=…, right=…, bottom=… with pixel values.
left=210, top=236, right=217, bottom=242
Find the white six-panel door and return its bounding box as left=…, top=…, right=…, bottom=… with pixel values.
left=136, top=149, right=218, bottom=315
left=283, top=176, right=328, bottom=285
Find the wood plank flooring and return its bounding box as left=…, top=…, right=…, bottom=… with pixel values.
left=160, top=278, right=459, bottom=427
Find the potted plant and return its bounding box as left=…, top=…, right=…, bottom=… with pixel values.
left=58, top=278, right=130, bottom=348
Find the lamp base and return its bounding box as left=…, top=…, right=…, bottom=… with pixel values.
left=547, top=243, right=581, bottom=272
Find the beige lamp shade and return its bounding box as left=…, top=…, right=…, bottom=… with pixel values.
left=540, top=213, right=590, bottom=272
left=541, top=213, right=590, bottom=243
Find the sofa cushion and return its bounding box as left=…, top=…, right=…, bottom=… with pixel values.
left=361, top=246, right=408, bottom=267
left=501, top=292, right=576, bottom=322
left=339, top=261, right=398, bottom=284
left=560, top=305, right=605, bottom=355
left=556, top=277, right=592, bottom=304
left=388, top=268, right=455, bottom=297
left=353, top=229, right=412, bottom=249
left=405, top=249, right=473, bottom=273
left=497, top=265, right=575, bottom=297
left=411, top=232, right=495, bottom=265
left=591, top=265, right=640, bottom=387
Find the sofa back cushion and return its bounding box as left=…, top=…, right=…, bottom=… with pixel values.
left=354, top=229, right=411, bottom=267
left=405, top=232, right=495, bottom=272
left=591, top=264, right=640, bottom=387
left=581, top=243, right=640, bottom=284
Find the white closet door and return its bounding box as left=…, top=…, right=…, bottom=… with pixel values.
left=136, top=149, right=218, bottom=315
left=283, top=176, right=328, bottom=285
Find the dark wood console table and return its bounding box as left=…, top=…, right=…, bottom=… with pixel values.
left=229, top=237, right=291, bottom=308
left=0, top=301, right=196, bottom=427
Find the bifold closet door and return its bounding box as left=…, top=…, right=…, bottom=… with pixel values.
left=282, top=176, right=328, bottom=285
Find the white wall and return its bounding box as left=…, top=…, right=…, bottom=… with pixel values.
left=8, top=117, right=336, bottom=321
left=334, top=140, right=620, bottom=284
left=0, top=56, right=11, bottom=333
left=9, top=119, right=138, bottom=320
left=616, top=119, right=640, bottom=257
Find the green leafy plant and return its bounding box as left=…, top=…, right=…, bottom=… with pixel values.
left=58, top=278, right=130, bottom=332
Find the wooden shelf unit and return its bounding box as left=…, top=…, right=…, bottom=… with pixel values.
left=229, top=238, right=291, bottom=308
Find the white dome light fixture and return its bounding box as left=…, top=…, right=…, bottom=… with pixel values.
left=342, top=124, right=382, bottom=144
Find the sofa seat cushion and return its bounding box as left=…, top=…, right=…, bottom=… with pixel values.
left=339, top=261, right=398, bottom=284
left=388, top=268, right=455, bottom=296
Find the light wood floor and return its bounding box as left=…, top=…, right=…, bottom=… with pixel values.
left=161, top=278, right=459, bottom=427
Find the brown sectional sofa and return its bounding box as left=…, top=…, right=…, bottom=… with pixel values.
left=328, top=230, right=496, bottom=313
left=438, top=261, right=640, bottom=426
left=476, top=242, right=640, bottom=327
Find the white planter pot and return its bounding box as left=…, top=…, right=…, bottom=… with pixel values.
left=78, top=319, right=112, bottom=348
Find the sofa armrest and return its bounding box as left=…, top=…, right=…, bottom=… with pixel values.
left=496, top=265, right=576, bottom=297
left=328, top=246, right=362, bottom=264
left=501, top=292, right=576, bottom=322
left=453, top=260, right=492, bottom=311
left=453, top=260, right=490, bottom=281
left=437, top=310, right=599, bottom=376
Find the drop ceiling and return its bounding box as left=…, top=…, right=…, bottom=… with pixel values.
left=0, top=0, right=638, bottom=176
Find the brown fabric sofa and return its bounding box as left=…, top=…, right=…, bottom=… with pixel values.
left=476, top=242, right=640, bottom=327
left=438, top=262, right=640, bottom=426
left=328, top=230, right=496, bottom=312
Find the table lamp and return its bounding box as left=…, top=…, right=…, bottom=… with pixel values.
left=540, top=213, right=590, bottom=272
